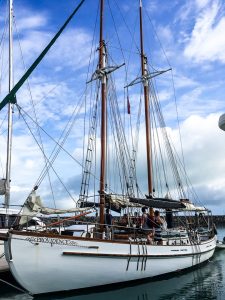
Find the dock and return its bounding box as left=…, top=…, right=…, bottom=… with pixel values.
left=0, top=241, right=9, bottom=272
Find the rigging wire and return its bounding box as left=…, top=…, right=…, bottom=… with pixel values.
left=16, top=103, right=120, bottom=199
left=150, top=93, right=173, bottom=198
left=17, top=105, right=77, bottom=203
left=143, top=6, right=194, bottom=200
left=108, top=0, right=141, bottom=196
left=81, top=0, right=99, bottom=176
left=113, top=0, right=140, bottom=55
left=150, top=78, right=186, bottom=199
left=110, top=0, right=142, bottom=191
left=151, top=108, right=164, bottom=197
left=34, top=94, right=85, bottom=188
left=170, top=69, right=190, bottom=196
left=13, top=15, right=57, bottom=208
left=80, top=7, right=100, bottom=204
left=107, top=72, right=136, bottom=196
left=132, top=87, right=146, bottom=198
left=79, top=81, right=100, bottom=203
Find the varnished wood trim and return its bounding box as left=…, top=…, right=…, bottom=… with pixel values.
left=62, top=248, right=215, bottom=258
left=10, top=230, right=216, bottom=247
left=10, top=230, right=132, bottom=245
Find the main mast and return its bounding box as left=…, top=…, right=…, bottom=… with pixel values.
left=5, top=0, right=14, bottom=226
left=139, top=0, right=153, bottom=197
left=99, top=0, right=106, bottom=227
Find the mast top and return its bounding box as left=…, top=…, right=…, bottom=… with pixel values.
left=139, top=0, right=142, bottom=8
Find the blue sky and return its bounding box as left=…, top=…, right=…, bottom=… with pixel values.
left=0, top=0, right=225, bottom=215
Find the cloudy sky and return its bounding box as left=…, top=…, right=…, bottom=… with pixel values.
left=0, top=0, right=225, bottom=215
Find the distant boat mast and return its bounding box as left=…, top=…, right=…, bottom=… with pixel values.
left=5, top=0, right=14, bottom=226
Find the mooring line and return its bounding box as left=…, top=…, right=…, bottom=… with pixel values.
left=0, top=278, right=32, bottom=296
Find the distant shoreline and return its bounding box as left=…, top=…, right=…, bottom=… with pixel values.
left=43, top=214, right=225, bottom=227
left=212, top=215, right=225, bottom=226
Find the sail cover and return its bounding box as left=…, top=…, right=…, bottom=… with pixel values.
left=19, top=192, right=93, bottom=225
left=79, top=194, right=206, bottom=212
left=180, top=202, right=207, bottom=211
left=79, top=193, right=142, bottom=213
left=129, top=197, right=186, bottom=209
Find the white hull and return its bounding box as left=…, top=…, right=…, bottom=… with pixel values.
left=4, top=231, right=216, bottom=295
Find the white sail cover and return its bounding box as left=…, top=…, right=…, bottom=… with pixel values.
left=19, top=191, right=93, bottom=225
left=108, top=194, right=142, bottom=207
left=182, top=202, right=206, bottom=211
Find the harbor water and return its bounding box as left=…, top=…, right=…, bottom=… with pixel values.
left=0, top=227, right=225, bottom=300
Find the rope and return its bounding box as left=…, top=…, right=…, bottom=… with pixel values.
left=79, top=81, right=100, bottom=202
left=144, top=6, right=171, bottom=69
left=142, top=4, right=196, bottom=201
left=107, top=74, right=135, bottom=196
left=170, top=69, right=189, bottom=193
left=81, top=0, right=99, bottom=174
left=15, top=104, right=125, bottom=201
left=17, top=106, right=77, bottom=203
left=150, top=78, right=186, bottom=198
left=0, top=278, right=29, bottom=294
left=113, top=0, right=140, bottom=55
left=13, top=17, right=57, bottom=209
left=45, top=209, right=93, bottom=228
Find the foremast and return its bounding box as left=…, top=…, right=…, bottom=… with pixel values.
left=139, top=0, right=153, bottom=197
left=5, top=0, right=14, bottom=226
left=99, top=0, right=106, bottom=228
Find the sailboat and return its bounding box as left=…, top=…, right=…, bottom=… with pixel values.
left=0, top=0, right=216, bottom=295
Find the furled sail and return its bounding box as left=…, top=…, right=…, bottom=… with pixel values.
left=180, top=201, right=207, bottom=211
left=129, top=196, right=186, bottom=209
left=79, top=193, right=142, bottom=213
left=19, top=191, right=92, bottom=225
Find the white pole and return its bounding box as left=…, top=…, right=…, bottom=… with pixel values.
left=5, top=0, right=14, bottom=227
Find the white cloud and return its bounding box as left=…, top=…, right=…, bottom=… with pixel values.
left=172, top=72, right=199, bottom=89
left=184, top=0, right=225, bottom=63
left=47, top=28, right=93, bottom=71
left=0, top=133, right=44, bottom=203
left=134, top=113, right=225, bottom=214
left=174, top=1, right=195, bottom=23
left=157, top=26, right=173, bottom=45
left=179, top=114, right=225, bottom=213
left=195, top=0, right=211, bottom=9
left=15, top=14, right=47, bottom=31
left=156, top=90, right=172, bottom=102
